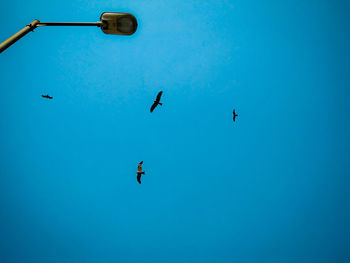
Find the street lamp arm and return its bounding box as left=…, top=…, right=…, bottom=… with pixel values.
left=0, top=20, right=103, bottom=54
left=37, top=22, right=103, bottom=27
left=0, top=20, right=40, bottom=53
left=0, top=13, right=137, bottom=54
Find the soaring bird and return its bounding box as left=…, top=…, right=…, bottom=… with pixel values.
left=150, top=91, right=163, bottom=113
left=136, top=161, right=145, bottom=184
left=233, top=109, right=238, bottom=122
left=42, top=94, right=53, bottom=99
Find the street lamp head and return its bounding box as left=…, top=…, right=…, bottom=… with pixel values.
left=100, top=12, right=137, bottom=35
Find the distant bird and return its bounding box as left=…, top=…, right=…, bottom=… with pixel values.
left=136, top=161, right=145, bottom=184
left=42, top=94, right=53, bottom=99
left=233, top=109, right=238, bottom=122
left=150, top=91, right=163, bottom=113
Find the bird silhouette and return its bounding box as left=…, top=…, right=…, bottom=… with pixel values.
left=136, top=161, right=145, bottom=184
left=150, top=91, right=163, bottom=112
left=233, top=109, right=238, bottom=122
left=42, top=94, right=53, bottom=99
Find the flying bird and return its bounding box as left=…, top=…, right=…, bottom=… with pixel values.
left=233, top=109, right=238, bottom=122
left=42, top=94, right=53, bottom=99
left=136, top=161, right=145, bottom=184
left=150, top=91, right=163, bottom=113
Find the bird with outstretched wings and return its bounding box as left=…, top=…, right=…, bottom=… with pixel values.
left=42, top=94, right=53, bottom=99
left=136, top=161, right=145, bottom=184
left=233, top=109, right=238, bottom=122
left=150, top=91, right=163, bottom=113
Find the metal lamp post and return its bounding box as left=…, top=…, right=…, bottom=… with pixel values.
left=0, top=12, right=138, bottom=53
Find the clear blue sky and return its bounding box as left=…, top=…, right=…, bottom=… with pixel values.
left=0, top=1, right=349, bottom=262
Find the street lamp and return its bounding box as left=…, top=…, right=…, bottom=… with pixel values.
left=0, top=12, right=138, bottom=53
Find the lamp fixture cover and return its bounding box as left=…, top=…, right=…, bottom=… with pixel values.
left=100, top=12, right=137, bottom=35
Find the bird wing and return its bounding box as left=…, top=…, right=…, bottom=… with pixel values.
left=138, top=161, right=143, bottom=172
left=156, top=91, right=163, bottom=101
left=137, top=174, right=141, bottom=184
left=150, top=102, right=157, bottom=112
